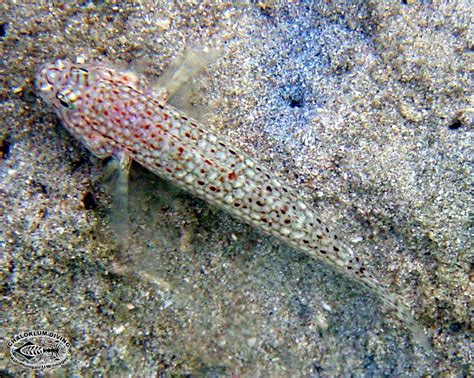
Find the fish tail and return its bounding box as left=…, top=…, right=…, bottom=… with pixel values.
left=376, top=285, right=432, bottom=351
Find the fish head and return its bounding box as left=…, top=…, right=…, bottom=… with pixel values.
left=35, top=59, right=119, bottom=158
left=35, top=59, right=100, bottom=115
left=35, top=59, right=147, bottom=158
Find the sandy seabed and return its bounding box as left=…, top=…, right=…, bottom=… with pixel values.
left=1, top=1, right=472, bottom=376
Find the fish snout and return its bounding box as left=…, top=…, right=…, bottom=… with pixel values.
left=35, top=60, right=73, bottom=103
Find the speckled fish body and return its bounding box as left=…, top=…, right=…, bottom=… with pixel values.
left=35, top=59, right=422, bottom=334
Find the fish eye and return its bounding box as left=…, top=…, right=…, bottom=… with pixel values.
left=72, top=67, right=88, bottom=74
left=56, top=92, right=74, bottom=109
